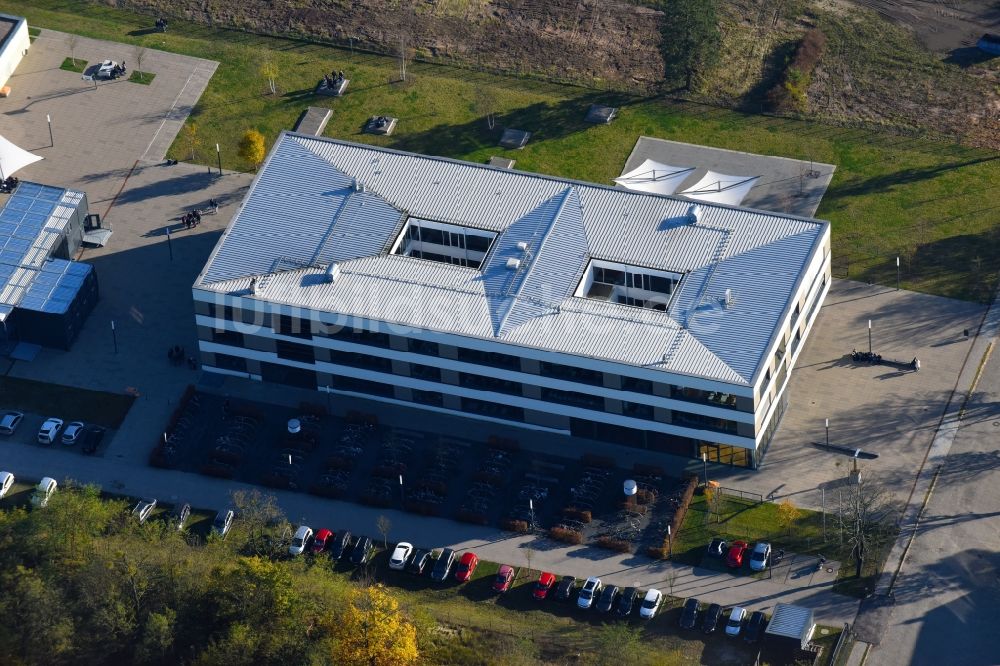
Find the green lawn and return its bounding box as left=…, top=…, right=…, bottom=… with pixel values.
left=59, top=57, right=86, bottom=72
left=6, top=0, right=999, bottom=301
left=675, top=492, right=892, bottom=597
left=128, top=70, right=155, bottom=85
left=0, top=377, right=135, bottom=428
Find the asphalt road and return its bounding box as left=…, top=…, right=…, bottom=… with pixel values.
left=867, top=346, right=1000, bottom=666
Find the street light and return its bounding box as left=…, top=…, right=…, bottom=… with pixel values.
left=46, top=114, right=53, bottom=147
left=868, top=319, right=872, bottom=356
left=825, top=418, right=829, bottom=447
left=110, top=319, right=118, bottom=353
left=216, top=143, right=222, bottom=176
left=701, top=451, right=708, bottom=487
left=399, top=474, right=404, bottom=505
left=896, top=256, right=900, bottom=291
left=667, top=525, right=673, bottom=559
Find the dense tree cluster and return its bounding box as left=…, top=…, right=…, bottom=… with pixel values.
left=0, top=485, right=419, bottom=665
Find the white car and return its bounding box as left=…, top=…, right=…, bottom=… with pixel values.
left=577, top=576, right=603, bottom=609
left=62, top=421, right=85, bottom=445
left=212, top=509, right=234, bottom=538
left=389, top=542, right=414, bottom=570
left=639, top=588, right=663, bottom=619
left=132, top=498, right=157, bottom=523
left=749, top=542, right=771, bottom=572
left=96, top=59, right=121, bottom=79
left=0, top=471, right=13, bottom=498
left=725, top=606, right=747, bottom=637
left=37, top=418, right=64, bottom=445
left=289, top=525, right=313, bottom=556
left=0, top=410, right=24, bottom=435
left=30, top=477, right=57, bottom=507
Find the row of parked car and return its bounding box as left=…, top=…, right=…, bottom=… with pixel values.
left=0, top=410, right=105, bottom=453
left=129, top=496, right=236, bottom=539
left=707, top=537, right=779, bottom=572
left=679, top=597, right=769, bottom=642
left=0, top=471, right=60, bottom=507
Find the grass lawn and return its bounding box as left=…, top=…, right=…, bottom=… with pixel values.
left=128, top=70, right=155, bottom=85
left=0, top=377, right=135, bottom=428
left=6, top=0, right=999, bottom=301
left=59, top=57, right=86, bottom=73
left=675, top=492, right=892, bottom=598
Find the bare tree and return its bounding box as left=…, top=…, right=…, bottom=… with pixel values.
left=376, top=514, right=392, bottom=550
left=524, top=546, right=534, bottom=575
left=182, top=122, right=200, bottom=162
left=259, top=59, right=278, bottom=95
left=133, top=45, right=147, bottom=82
left=835, top=477, right=899, bottom=578
left=67, top=35, right=79, bottom=67
left=474, top=87, right=500, bottom=130
left=665, top=570, right=678, bottom=606
left=398, top=35, right=411, bottom=82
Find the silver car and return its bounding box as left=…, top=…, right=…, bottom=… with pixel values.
left=0, top=411, right=23, bottom=435
left=749, top=542, right=771, bottom=572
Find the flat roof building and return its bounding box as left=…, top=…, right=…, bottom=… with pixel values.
left=0, top=14, right=29, bottom=91
left=193, top=133, right=831, bottom=468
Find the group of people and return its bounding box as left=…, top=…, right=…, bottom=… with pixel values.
left=323, top=70, right=346, bottom=90
left=155, top=17, right=168, bottom=32
left=110, top=61, right=127, bottom=79
left=168, top=345, right=197, bottom=369
left=0, top=176, right=19, bottom=194
left=182, top=209, right=201, bottom=229
left=372, top=115, right=391, bottom=129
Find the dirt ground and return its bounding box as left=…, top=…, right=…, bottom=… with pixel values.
left=835, top=0, right=1000, bottom=52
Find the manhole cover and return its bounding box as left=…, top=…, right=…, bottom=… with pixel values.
left=820, top=628, right=830, bottom=635
left=826, top=567, right=835, bottom=573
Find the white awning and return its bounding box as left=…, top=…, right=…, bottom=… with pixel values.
left=0, top=134, right=43, bottom=180
left=678, top=170, right=759, bottom=207
left=614, top=159, right=695, bottom=196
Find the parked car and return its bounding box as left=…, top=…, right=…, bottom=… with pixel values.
left=0, top=410, right=24, bottom=435
left=744, top=610, right=767, bottom=643
left=616, top=587, right=639, bottom=617
left=454, top=551, right=479, bottom=583
left=389, top=542, right=414, bottom=570
left=30, top=477, right=57, bottom=508
left=96, top=59, right=123, bottom=79
left=749, top=542, right=771, bottom=572
left=329, top=531, right=352, bottom=560
left=168, top=502, right=191, bottom=531
left=430, top=548, right=456, bottom=582
left=212, top=509, right=234, bottom=538
left=554, top=575, right=576, bottom=601
left=407, top=548, right=432, bottom=575
left=350, top=536, right=374, bottom=565
left=596, top=585, right=620, bottom=613
left=61, top=421, right=85, bottom=445
left=639, top=588, right=663, bottom=619
left=533, top=572, right=557, bottom=600
left=725, top=606, right=747, bottom=637
left=312, top=528, right=333, bottom=553
left=492, top=564, right=515, bottom=593
left=289, top=525, right=313, bottom=556
left=37, top=418, right=64, bottom=445
left=132, top=498, right=157, bottom=524
left=679, top=597, right=700, bottom=629
left=0, top=471, right=14, bottom=498
left=702, top=603, right=723, bottom=634
left=577, top=577, right=602, bottom=610
left=726, top=540, right=749, bottom=568
left=707, top=537, right=728, bottom=558
left=80, top=425, right=106, bottom=455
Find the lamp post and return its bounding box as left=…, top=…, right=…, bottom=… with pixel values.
left=398, top=474, right=404, bottom=505
left=896, top=256, right=900, bottom=291
left=667, top=524, right=673, bottom=559
left=165, top=226, right=173, bottom=260
left=825, top=418, right=829, bottom=447
left=110, top=319, right=118, bottom=354
left=46, top=114, right=53, bottom=147
left=529, top=498, right=536, bottom=530
left=868, top=319, right=872, bottom=356
left=216, top=143, right=222, bottom=176
left=701, top=451, right=708, bottom=487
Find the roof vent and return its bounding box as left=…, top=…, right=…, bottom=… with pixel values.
left=506, top=258, right=522, bottom=270
left=249, top=277, right=258, bottom=295
left=325, top=262, right=341, bottom=284
left=723, top=288, right=734, bottom=308
left=353, top=180, right=366, bottom=193
left=516, top=241, right=529, bottom=253
left=687, top=204, right=702, bottom=224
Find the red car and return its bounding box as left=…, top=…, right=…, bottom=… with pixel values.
left=492, top=564, right=515, bottom=593
left=312, top=528, right=333, bottom=553
left=726, top=540, right=749, bottom=568
left=454, top=552, right=479, bottom=582
left=533, top=572, right=556, bottom=600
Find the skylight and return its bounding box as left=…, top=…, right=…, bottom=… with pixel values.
left=390, top=217, right=497, bottom=269
left=575, top=259, right=683, bottom=311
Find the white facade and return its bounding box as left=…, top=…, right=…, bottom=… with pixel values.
left=193, top=134, right=831, bottom=468
left=0, top=15, right=29, bottom=90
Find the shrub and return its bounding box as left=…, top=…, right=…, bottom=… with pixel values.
left=502, top=519, right=531, bottom=533
left=562, top=507, right=593, bottom=523
left=647, top=545, right=669, bottom=559
left=548, top=526, right=584, bottom=545
left=766, top=28, right=826, bottom=113
left=636, top=488, right=657, bottom=505
left=372, top=463, right=406, bottom=479
left=324, top=455, right=354, bottom=471
left=660, top=475, right=699, bottom=554
left=595, top=536, right=632, bottom=553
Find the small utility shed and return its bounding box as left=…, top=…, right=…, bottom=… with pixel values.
left=765, top=603, right=816, bottom=649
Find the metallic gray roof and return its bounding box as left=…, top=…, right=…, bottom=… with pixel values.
left=197, top=134, right=828, bottom=386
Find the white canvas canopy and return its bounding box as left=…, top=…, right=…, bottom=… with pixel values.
left=614, top=159, right=695, bottom=196
left=678, top=170, right=759, bottom=207
left=0, top=135, right=42, bottom=181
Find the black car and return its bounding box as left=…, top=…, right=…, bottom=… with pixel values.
left=407, top=548, right=432, bottom=575
left=596, top=585, right=620, bottom=613
left=707, top=537, right=728, bottom=558
left=168, top=502, right=191, bottom=531
left=430, top=548, right=456, bottom=582
left=702, top=603, right=723, bottom=634
left=350, top=536, right=374, bottom=565
left=80, top=425, right=106, bottom=455
left=616, top=587, right=639, bottom=617
left=329, top=531, right=352, bottom=560
left=679, top=597, right=699, bottom=629
left=554, top=575, right=577, bottom=601
left=744, top=610, right=767, bottom=643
